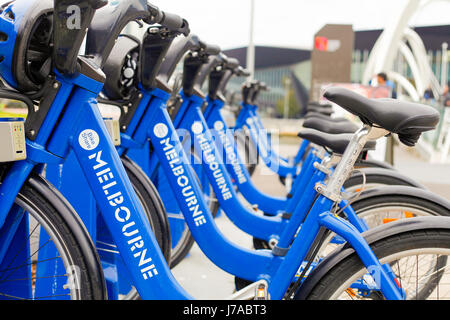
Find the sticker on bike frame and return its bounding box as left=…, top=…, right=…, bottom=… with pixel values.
left=153, top=123, right=169, bottom=139
left=213, top=120, right=225, bottom=131
left=78, top=129, right=100, bottom=151
left=191, top=121, right=204, bottom=135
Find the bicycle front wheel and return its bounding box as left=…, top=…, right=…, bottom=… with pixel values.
left=0, top=181, right=101, bottom=300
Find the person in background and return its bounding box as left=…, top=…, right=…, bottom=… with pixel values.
left=424, top=85, right=435, bottom=102
left=377, top=72, right=397, bottom=99
left=369, top=72, right=397, bottom=99
left=376, top=72, right=388, bottom=86
left=443, top=84, right=450, bottom=107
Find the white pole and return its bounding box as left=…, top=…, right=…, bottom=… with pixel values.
left=246, top=0, right=255, bottom=81
left=283, top=77, right=291, bottom=119
left=441, top=42, right=448, bottom=89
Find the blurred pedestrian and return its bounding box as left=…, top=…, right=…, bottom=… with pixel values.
left=443, top=84, right=450, bottom=107
left=369, top=72, right=397, bottom=99
left=377, top=72, right=397, bottom=99
left=424, top=86, right=435, bottom=102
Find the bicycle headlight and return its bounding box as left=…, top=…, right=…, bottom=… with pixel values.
left=0, top=0, right=53, bottom=93
left=102, top=35, right=141, bottom=100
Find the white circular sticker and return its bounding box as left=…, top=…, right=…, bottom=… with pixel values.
left=246, top=118, right=254, bottom=125
left=191, top=122, right=204, bottom=135
left=79, top=129, right=100, bottom=151
left=153, top=123, right=169, bottom=138
left=214, top=121, right=225, bottom=131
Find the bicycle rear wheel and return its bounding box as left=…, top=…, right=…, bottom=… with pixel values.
left=301, top=228, right=450, bottom=300
left=317, top=194, right=450, bottom=259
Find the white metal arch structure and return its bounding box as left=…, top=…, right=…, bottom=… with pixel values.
left=362, top=0, right=447, bottom=101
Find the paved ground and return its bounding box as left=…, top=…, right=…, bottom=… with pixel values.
left=172, top=137, right=450, bottom=300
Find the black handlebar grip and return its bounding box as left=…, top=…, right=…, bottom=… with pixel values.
left=205, top=44, right=221, bottom=56
left=199, top=41, right=221, bottom=56
left=145, top=4, right=189, bottom=35
left=238, top=67, right=251, bottom=77
left=226, top=57, right=240, bottom=70
left=160, top=12, right=184, bottom=30
left=145, top=3, right=164, bottom=23
left=89, top=0, right=108, bottom=9
left=259, top=82, right=269, bottom=91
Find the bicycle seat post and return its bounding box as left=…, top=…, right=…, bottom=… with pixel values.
left=316, top=125, right=371, bottom=202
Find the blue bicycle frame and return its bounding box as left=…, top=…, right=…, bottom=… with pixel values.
left=0, top=69, right=193, bottom=300
left=110, top=84, right=405, bottom=299
left=172, top=91, right=370, bottom=243
left=234, top=101, right=309, bottom=177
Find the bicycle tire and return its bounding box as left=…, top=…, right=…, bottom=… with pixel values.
left=301, top=228, right=450, bottom=300
left=3, top=181, right=101, bottom=300
left=314, top=194, right=450, bottom=263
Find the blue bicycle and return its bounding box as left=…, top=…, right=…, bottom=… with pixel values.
left=95, top=25, right=450, bottom=298
left=145, top=48, right=450, bottom=260
left=0, top=0, right=449, bottom=301
left=94, top=18, right=450, bottom=299
left=232, top=80, right=397, bottom=182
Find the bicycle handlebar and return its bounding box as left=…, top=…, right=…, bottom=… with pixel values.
left=154, top=35, right=201, bottom=91
left=235, top=67, right=251, bottom=77
left=223, top=57, right=240, bottom=70
left=88, top=0, right=109, bottom=9
left=86, top=0, right=188, bottom=69
left=208, top=56, right=244, bottom=101
left=199, top=42, right=221, bottom=56
left=183, top=54, right=222, bottom=97
left=53, top=0, right=108, bottom=76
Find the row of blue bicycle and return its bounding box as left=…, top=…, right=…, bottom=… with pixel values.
left=0, top=0, right=449, bottom=300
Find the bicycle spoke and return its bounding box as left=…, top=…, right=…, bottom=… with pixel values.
left=0, top=218, right=41, bottom=282
left=0, top=256, right=61, bottom=274
left=0, top=273, right=69, bottom=284
left=0, top=238, right=52, bottom=284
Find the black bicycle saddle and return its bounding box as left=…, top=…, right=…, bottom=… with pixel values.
left=298, top=128, right=376, bottom=155
left=304, top=112, right=348, bottom=122
left=306, top=102, right=334, bottom=116
left=303, top=116, right=359, bottom=134
left=323, top=87, right=440, bottom=147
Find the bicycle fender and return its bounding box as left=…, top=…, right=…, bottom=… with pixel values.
left=355, top=158, right=395, bottom=170
left=350, top=185, right=450, bottom=211
left=121, top=155, right=172, bottom=263
left=27, top=172, right=107, bottom=300
left=344, top=167, right=426, bottom=189
left=294, top=216, right=450, bottom=300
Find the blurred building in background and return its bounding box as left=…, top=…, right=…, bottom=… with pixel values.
left=224, top=24, right=450, bottom=119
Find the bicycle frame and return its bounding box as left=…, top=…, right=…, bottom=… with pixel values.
left=172, top=91, right=285, bottom=241
left=234, top=101, right=309, bottom=178
left=173, top=91, right=369, bottom=241
left=117, top=85, right=404, bottom=299
left=204, top=96, right=313, bottom=216
left=0, top=69, right=192, bottom=300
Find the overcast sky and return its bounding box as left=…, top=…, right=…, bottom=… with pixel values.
left=150, top=0, right=450, bottom=50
